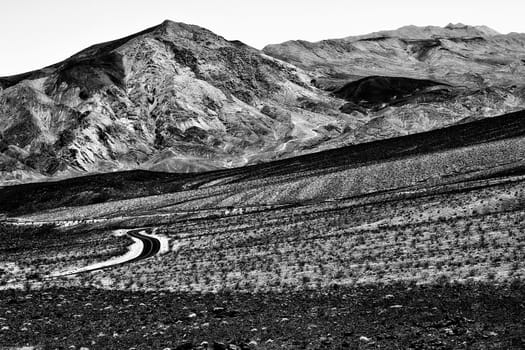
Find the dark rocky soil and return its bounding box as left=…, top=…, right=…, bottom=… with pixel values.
left=0, top=283, right=524, bottom=349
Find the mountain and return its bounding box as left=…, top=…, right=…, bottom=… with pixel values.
left=1, top=21, right=525, bottom=184
left=263, top=23, right=525, bottom=87
left=0, top=20, right=354, bottom=184
left=264, top=23, right=525, bottom=142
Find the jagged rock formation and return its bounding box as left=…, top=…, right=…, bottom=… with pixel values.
left=1, top=21, right=525, bottom=184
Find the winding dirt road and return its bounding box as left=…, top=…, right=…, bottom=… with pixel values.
left=50, top=229, right=161, bottom=277
left=126, top=230, right=161, bottom=265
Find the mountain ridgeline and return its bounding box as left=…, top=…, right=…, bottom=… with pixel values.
left=1, top=21, right=525, bottom=185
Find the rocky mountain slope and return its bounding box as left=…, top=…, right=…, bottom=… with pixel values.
left=0, top=20, right=355, bottom=184
left=264, top=23, right=525, bottom=142
left=1, top=21, right=525, bottom=184
left=263, top=23, right=525, bottom=88
left=3, top=108, right=525, bottom=215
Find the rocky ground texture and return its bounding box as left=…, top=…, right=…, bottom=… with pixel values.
left=1, top=283, right=524, bottom=349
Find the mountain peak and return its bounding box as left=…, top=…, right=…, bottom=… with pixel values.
left=445, top=23, right=500, bottom=36
left=156, top=19, right=213, bottom=35
left=346, top=23, right=502, bottom=42
left=160, top=19, right=177, bottom=26
left=472, top=25, right=501, bottom=36
left=158, top=19, right=195, bottom=31
left=444, top=22, right=467, bottom=30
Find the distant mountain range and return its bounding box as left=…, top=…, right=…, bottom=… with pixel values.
left=1, top=21, right=525, bottom=185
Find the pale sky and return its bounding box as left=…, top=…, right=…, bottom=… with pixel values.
left=0, top=0, right=523, bottom=76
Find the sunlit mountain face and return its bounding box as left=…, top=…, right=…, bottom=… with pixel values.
left=1, top=21, right=525, bottom=185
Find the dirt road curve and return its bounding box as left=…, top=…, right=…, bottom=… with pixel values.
left=49, top=229, right=161, bottom=277
left=126, top=230, right=161, bottom=264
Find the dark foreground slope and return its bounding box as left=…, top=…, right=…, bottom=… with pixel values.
left=2, top=109, right=525, bottom=215
left=1, top=283, right=524, bottom=349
